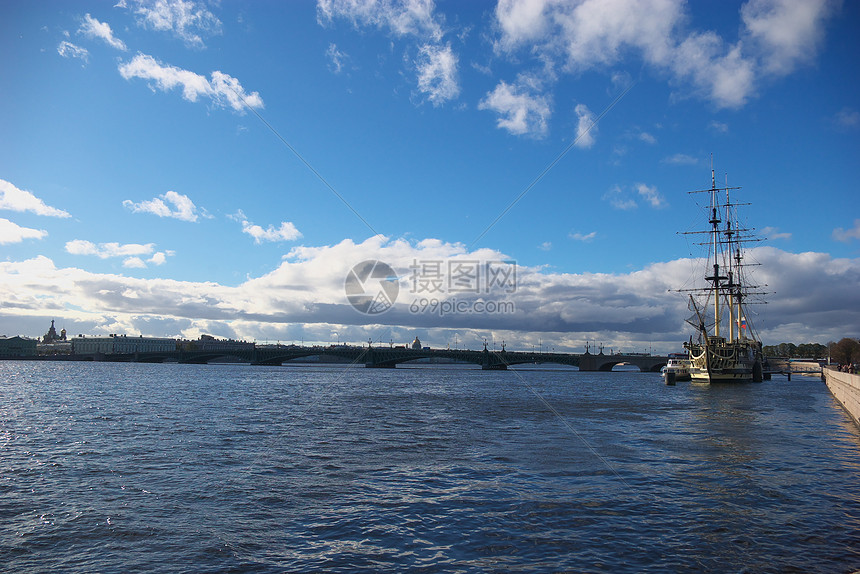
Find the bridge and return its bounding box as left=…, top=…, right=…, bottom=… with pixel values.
left=78, top=345, right=669, bottom=372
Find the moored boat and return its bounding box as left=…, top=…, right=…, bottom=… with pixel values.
left=662, top=353, right=692, bottom=383
left=678, top=164, right=765, bottom=384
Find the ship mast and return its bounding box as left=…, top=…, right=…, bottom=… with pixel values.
left=705, top=167, right=724, bottom=339
left=680, top=161, right=762, bottom=344
left=724, top=176, right=735, bottom=343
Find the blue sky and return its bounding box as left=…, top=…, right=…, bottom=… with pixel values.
left=1, top=0, right=858, bottom=352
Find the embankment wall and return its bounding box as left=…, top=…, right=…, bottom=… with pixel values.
left=824, top=367, right=860, bottom=427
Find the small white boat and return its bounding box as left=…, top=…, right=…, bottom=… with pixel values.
left=662, top=353, right=691, bottom=384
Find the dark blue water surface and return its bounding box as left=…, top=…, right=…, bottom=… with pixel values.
left=1, top=361, right=859, bottom=573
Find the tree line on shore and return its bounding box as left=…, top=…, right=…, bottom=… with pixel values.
left=762, top=338, right=860, bottom=365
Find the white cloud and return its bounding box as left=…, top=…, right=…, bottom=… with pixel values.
left=574, top=103, right=597, bottom=148
left=232, top=210, right=302, bottom=244
left=118, top=0, right=222, bottom=48
left=741, top=0, right=838, bottom=75
left=415, top=43, right=460, bottom=106
left=478, top=80, right=551, bottom=137
left=148, top=251, right=173, bottom=266
left=0, top=218, right=47, bottom=244
left=603, top=183, right=666, bottom=209
left=835, top=107, right=860, bottom=129
left=118, top=53, right=264, bottom=112
left=318, top=0, right=461, bottom=107
left=661, top=153, right=699, bottom=165
left=243, top=222, right=303, bottom=244
left=123, top=191, right=201, bottom=222
left=603, top=185, right=637, bottom=210
left=761, top=226, right=792, bottom=241
left=491, top=0, right=839, bottom=110
left=123, top=257, right=148, bottom=269
left=66, top=240, right=174, bottom=269
left=65, top=239, right=156, bottom=259
left=2, top=241, right=857, bottom=351
left=79, top=14, right=127, bottom=51
left=317, top=0, right=443, bottom=41
left=57, top=41, right=89, bottom=63
left=709, top=121, right=729, bottom=133
left=671, top=31, right=756, bottom=108
left=569, top=231, right=597, bottom=242
left=538, top=241, right=552, bottom=251
left=636, top=183, right=666, bottom=208
left=0, top=179, right=71, bottom=218
left=833, top=220, right=860, bottom=243
left=492, top=0, right=552, bottom=52
left=326, top=43, right=348, bottom=74
left=638, top=131, right=657, bottom=144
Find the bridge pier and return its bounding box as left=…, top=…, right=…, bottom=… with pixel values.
left=481, top=363, right=507, bottom=370
left=481, top=346, right=509, bottom=370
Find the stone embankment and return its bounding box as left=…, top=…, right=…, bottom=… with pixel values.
left=824, top=367, right=860, bottom=426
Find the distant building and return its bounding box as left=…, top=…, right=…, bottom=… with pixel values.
left=412, top=337, right=422, bottom=350
left=38, top=320, right=72, bottom=355
left=71, top=334, right=177, bottom=355
left=178, top=334, right=254, bottom=352
left=42, top=320, right=67, bottom=344
left=0, top=336, right=38, bottom=357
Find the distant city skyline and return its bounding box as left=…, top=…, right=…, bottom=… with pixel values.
left=1, top=0, right=858, bottom=352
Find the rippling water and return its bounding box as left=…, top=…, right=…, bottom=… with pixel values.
left=1, top=360, right=859, bottom=572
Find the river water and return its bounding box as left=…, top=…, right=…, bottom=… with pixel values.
left=1, top=360, right=858, bottom=573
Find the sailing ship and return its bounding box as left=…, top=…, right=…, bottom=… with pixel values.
left=680, top=165, right=765, bottom=383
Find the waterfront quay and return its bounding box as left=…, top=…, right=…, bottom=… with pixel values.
left=825, top=366, right=860, bottom=426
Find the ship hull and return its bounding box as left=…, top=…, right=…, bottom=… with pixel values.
left=686, top=338, right=763, bottom=384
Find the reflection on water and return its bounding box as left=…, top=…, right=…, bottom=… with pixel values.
left=0, top=360, right=858, bottom=572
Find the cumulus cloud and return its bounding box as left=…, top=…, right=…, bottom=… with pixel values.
left=661, top=153, right=700, bottom=165
left=490, top=0, right=839, bottom=111
left=57, top=41, right=89, bottom=63
left=834, top=107, right=860, bottom=130
left=569, top=231, right=597, bottom=242
left=326, top=43, right=348, bottom=74
left=741, top=0, right=838, bottom=75
left=671, top=31, right=756, bottom=108
left=709, top=121, right=729, bottom=134
left=574, top=103, right=597, bottom=148
left=118, top=0, right=222, bottom=48
left=0, top=218, right=48, bottom=244
left=123, top=257, right=148, bottom=269
left=317, top=0, right=443, bottom=41
left=415, top=43, right=460, bottom=106
left=478, top=80, right=551, bottom=137
left=2, top=239, right=858, bottom=351
left=318, top=0, right=461, bottom=106
left=64, top=239, right=174, bottom=269
left=761, top=226, right=792, bottom=241
left=602, top=185, right=637, bottom=210
left=123, top=190, right=202, bottom=222
left=118, top=53, right=264, bottom=112
left=66, top=239, right=156, bottom=258
left=79, top=13, right=127, bottom=51
left=636, top=183, right=666, bottom=208
left=231, top=210, right=302, bottom=244
left=601, top=183, right=666, bottom=210
left=0, top=179, right=71, bottom=218
left=833, top=220, right=860, bottom=243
